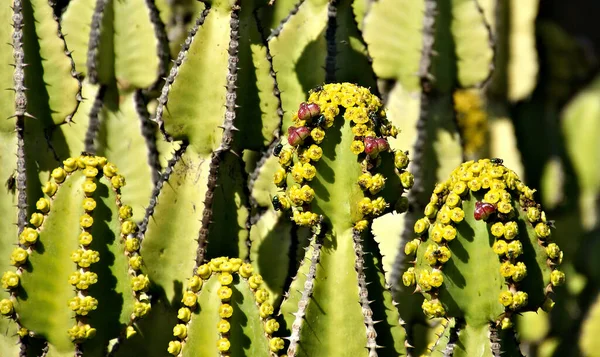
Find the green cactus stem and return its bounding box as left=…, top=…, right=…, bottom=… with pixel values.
left=275, top=83, right=408, bottom=356
left=403, top=159, right=563, bottom=356
left=165, top=256, right=284, bottom=356
left=0, top=155, right=150, bottom=353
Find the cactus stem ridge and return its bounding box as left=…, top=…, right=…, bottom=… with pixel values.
left=286, top=225, right=322, bottom=357
left=143, top=0, right=170, bottom=92
left=154, top=4, right=212, bottom=141
left=138, top=142, right=188, bottom=242
left=426, top=318, right=451, bottom=355
left=47, top=0, right=82, bottom=123
left=194, top=1, right=241, bottom=268
left=472, top=0, right=496, bottom=89
left=134, top=90, right=161, bottom=185
left=443, top=320, right=460, bottom=357
left=352, top=229, right=378, bottom=356
left=87, top=0, right=109, bottom=84
left=84, top=84, right=107, bottom=154
left=266, top=0, right=306, bottom=41
left=390, top=0, right=437, bottom=294
left=324, top=0, right=338, bottom=84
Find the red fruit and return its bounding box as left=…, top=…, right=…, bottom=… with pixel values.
left=297, top=102, right=311, bottom=121
left=287, top=126, right=311, bottom=146
left=296, top=126, right=311, bottom=140
left=364, top=137, right=379, bottom=157
left=375, top=138, right=390, bottom=153
left=474, top=201, right=496, bottom=221
left=288, top=130, right=303, bottom=146
left=307, top=103, right=321, bottom=117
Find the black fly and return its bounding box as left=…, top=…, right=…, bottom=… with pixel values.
left=272, top=195, right=282, bottom=211
left=273, top=143, right=284, bottom=157
left=5, top=173, right=16, bottom=194
left=490, top=158, right=504, bottom=165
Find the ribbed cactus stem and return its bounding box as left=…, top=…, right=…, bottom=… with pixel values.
left=324, top=0, right=337, bottom=83
left=84, top=84, right=107, bottom=153
left=286, top=228, right=322, bottom=357
left=87, top=0, right=109, bottom=84
left=353, top=230, right=379, bottom=356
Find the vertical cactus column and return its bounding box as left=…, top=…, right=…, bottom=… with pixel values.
left=0, top=155, right=150, bottom=354
left=403, top=159, right=564, bottom=356
left=275, top=83, right=409, bottom=356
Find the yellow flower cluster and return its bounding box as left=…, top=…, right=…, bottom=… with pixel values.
left=404, top=158, right=565, bottom=323
left=453, top=89, right=488, bottom=157
left=167, top=257, right=285, bottom=356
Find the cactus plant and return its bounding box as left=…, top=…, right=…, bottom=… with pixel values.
left=1, top=0, right=599, bottom=356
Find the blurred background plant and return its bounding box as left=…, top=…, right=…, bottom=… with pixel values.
left=0, top=0, right=599, bottom=356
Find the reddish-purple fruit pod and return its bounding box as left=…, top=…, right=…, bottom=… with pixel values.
left=297, top=102, right=311, bottom=121
left=288, top=130, right=303, bottom=146
left=307, top=103, right=321, bottom=117
left=375, top=138, right=390, bottom=153
left=296, top=126, right=311, bottom=140
left=364, top=137, right=379, bottom=157
left=474, top=201, right=496, bottom=221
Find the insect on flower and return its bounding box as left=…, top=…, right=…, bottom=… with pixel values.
left=273, top=143, right=284, bottom=157
left=490, top=157, right=504, bottom=165
left=271, top=195, right=282, bottom=211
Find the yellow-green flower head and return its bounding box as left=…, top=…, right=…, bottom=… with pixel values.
left=219, top=261, right=233, bottom=273
left=437, top=208, right=452, bottom=224
left=79, top=232, right=93, bottom=246
left=218, top=286, right=233, bottom=301
left=417, top=271, right=432, bottom=292
left=394, top=151, right=409, bottom=170
left=424, top=203, right=438, bottom=219
left=468, top=178, right=482, bottom=192
left=131, top=274, right=150, bottom=292
left=103, top=162, right=118, bottom=178
left=167, top=340, right=182, bottom=355
left=350, top=140, right=365, bottom=155
left=354, top=219, right=369, bottom=232
left=291, top=163, right=304, bottom=183
left=82, top=198, right=96, bottom=212
left=82, top=180, right=97, bottom=196
left=42, top=181, right=58, bottom=197
left=125, top=238, right=141, bottom=253
left=535, top=223, right=551, bottom=239
left=83, top=156, right=99, bottom=167
left=19, top=227, right=39, bottom=246
left=358, top=197, right=373, bottom=216
left=36, top=197, right=50, bottom=213
left=301, top=163, right=316, bottom=181
left=217, top=319, right=231, bottom=333
left=446, top=192, right=461, bottom=208
left=265, top=319, right=280, bottom=334
left=352, top=123, right=368, bottom=136
left=442, top=225, right=457, bottom=241
left=292, top=211, right=320, bottom=226
left=550, top=270, right=566, bottom=286
left=0, top=298, right=13, bottom=315
left=402, top=268, right=416, bottom=287
left=121, top=221, right=137, bottom=236
left=492, top=240, right=508, bottom=256
left=269, top=337, right=285, bottom=352
left=249, top=274, right=264, bottom=290
left=126, top=326, right=137, bottom=339
left=119, top=205, right=133, bottom=220
left=484, top=190, right=501, bottom=204
left=499, top=261, right=515, bottom=278
left=500, top=317, right=513, bottom=330
left=129, top=255, right=143, bottom=271
left=10, top=247, right=28, bottom=266
left=453, top=181, right=468, bottom=196
left=80, top=214, right=94, bottom=229
left=429, top=193, right=439, bottom=205
left=228, top=258, right=242, bottom=272
left=63, top=158, right=78, bottom=172
left=511, top=291, right=528, bottom=310
left=430, top=224, right=444, bottom=244
left=503, top=221, right=519, bottom=240
left=310, top=127, right=325, bottom=144
left=239, top=263, right=253, bottom=279
left=305, top=144, right=322, bottom=161
left=404, top=239, right=421, bottom=256
left=219, top=304, right=233, bottom=318
left=255, top=288, right=270, bottom=304
left=429, top=269, right=444, bottom=288
left=273, top=167, right=287, bottom=187
left=187, top=275, right=203, bottom=292
left=399, top=171, right=414, bottom=189
left=1, top=271, right=20, bottom=289
left=83, top=167, right=99, bottom=179
left=217, top=338, right=231, bottom=352
left=414, top=218, right=430, bottom=235
left=527, top=206, right=541, bottom=222
left=450, top=207, right=465, bottom=223
left=51, top=167, right=67, bottom=183
left=371, top=197, right=388, bottom=216
left=546, top=243, right=562, bottom=260
left=422, top=299, right=445, bottom=319
left=181, top=291, right=197, bottom=308
left=436, top=246, right=451, bottom=263
left=219, top=272, right=234, bottom=286
left=172, top=324, right=187, bottom=339
left=178, top=307, right=192, bottom=322
left=133, top=301, right=152, bottom=318
left=498, top=291, right=513, bottom=307
left=497, top=201, right=513, bottom=214
left=512, top=262, right=527, bottom=282
left=278, top=148, right=293, bottom=167
left=506, top=241, right=523, bottom=259
left=369, top=174, right=386, bottom=195
left=358, top=173, right=372, bottom=190
left=111, top=175, right=126, bottom=189
left=490, top=222, right=505, bottom=238
left=259, top=302, right=274, bottom=318
left=194, top=264, right=211, bottom=280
